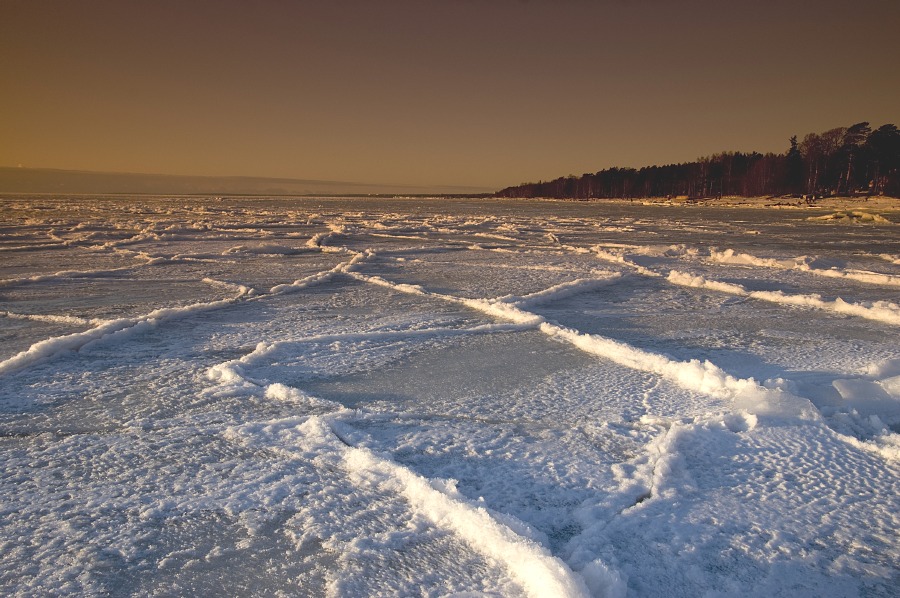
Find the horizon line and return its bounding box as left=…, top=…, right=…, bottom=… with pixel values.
left=0, top=165, right=495, bottom=193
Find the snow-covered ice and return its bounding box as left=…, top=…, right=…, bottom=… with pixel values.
left=1, top=195, right=898, bottom=596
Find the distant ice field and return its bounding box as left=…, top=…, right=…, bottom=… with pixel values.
left=1, top=195, right=898, bottom=597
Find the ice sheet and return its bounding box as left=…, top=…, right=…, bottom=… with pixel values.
left=1, top=195, right=898, bottom=596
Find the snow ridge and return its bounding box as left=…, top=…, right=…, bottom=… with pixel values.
left=498, top=274, right=622, bottom=308
left=0, top=286, right=252, bottom=377
left=667, top=270, right=900, bottom=326
left=0, top=311, right=101, bottom=326
left=574, top=242, right=900, bottom=327
left=0, top=265, right=139, bottom=288
left=709, top=248, right=900, bottom=287
left=268, top=250, right=372, bottom=295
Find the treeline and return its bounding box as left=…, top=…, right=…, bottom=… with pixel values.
left=495, top=122, right=900, bottom=200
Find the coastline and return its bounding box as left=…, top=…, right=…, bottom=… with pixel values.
left=622, top=195, right=900, bottom=212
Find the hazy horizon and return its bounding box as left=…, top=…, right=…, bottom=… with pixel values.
left=0, top=165, right=495, bottom=196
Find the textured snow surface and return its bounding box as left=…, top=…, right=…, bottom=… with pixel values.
left=1, top=195, right=899, bottom=597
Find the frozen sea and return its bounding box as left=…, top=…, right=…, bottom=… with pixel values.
left=1, top=195, right=898, bottom=597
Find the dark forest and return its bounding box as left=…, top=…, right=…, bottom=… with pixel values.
left=496, top=122, right=900, bottom=200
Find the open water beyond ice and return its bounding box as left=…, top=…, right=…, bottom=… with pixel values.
left=1, top=195, right=899, bottom=597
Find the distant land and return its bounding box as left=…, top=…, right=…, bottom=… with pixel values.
left=0, top=167, right=493, bottom=197
left=496, top=122, right=900, bottom=201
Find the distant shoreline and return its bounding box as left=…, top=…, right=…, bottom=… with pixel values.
left=0, top=166, right=493, bottom=197
left=576, top=195, right=900, bottom=211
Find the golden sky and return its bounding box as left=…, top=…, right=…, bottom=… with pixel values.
left=2, top=0, right=899, bottom=191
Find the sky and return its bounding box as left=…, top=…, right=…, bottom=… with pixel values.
left=2, top=0, right=899, bottom=192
